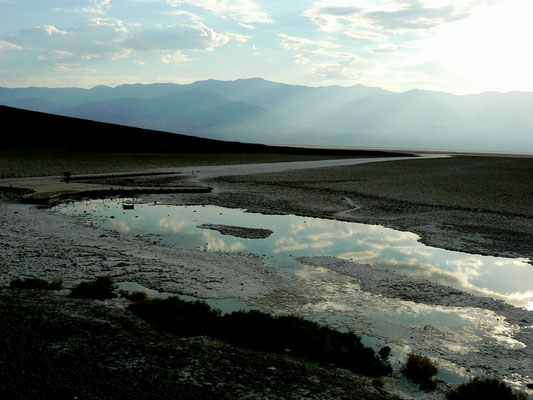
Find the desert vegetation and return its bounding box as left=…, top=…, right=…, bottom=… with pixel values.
left=69, top=275, right=116, bottom=300
left=118, top=289, right=149, bottom=303
left=129, top=297, right=392, bottom=377
left=446, top=377, right=527, bottom=400
left=401, top=353, right=438, bottom=390
left=10, top=277, right=64, bottom=290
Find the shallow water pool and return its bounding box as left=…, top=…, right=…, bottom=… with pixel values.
left=59, top=199, right=533, bottom=310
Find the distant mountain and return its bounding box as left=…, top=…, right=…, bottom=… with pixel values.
left=1, top=78, right=532, bottom=152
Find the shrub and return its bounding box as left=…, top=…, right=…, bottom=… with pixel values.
left=446, top=377, right=527, bottom=400
left=69, top=276, right=116, bottom=300
left=119, top=290, right=148, bottom=303
left=10, top=277, right=64, bottom=290
left=129, top=296, right=221, bottom=336
left=48, top=278, right=65, bottom=290
left=129, top=300, right=392, bottom=377
left=401, top=353, right=438, bottom=384
left=372, top=377, right=385, bottom=389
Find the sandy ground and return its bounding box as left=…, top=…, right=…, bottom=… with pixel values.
left=1, top=154, right=533, bottom=399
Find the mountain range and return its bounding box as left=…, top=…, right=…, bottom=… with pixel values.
left=1, top=78, right=532, bottom=152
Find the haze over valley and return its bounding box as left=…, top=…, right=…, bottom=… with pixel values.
left=2, top=79, right=533, bottom=152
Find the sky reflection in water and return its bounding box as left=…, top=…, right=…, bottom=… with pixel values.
left=61, top=200, right=533, bottom=310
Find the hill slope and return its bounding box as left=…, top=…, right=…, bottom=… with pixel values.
left=0, top=106, right=404, bottom=157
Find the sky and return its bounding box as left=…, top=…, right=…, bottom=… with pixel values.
left=1, top=0, right=533, bottom=94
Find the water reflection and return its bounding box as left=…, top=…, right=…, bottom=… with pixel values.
left=157, top=217, right=189, bottom=233
left=59, top=201, right=533, bottom=309
left=202, top=230, right=245, bottom=252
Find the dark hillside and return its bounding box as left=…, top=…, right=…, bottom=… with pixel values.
left=0, top=106, right=406, bottom=157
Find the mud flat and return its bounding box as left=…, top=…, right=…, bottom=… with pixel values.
left=166, top=156, right=533, bottom=262
left=197, top=224, right=273, bottom=239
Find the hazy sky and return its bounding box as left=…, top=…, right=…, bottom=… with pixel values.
left=1, top=0, right=532, bottom=94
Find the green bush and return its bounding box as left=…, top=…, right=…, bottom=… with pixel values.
left=446, top=377, right=527, bottom=400
left=10, top=277, right=64, bottom=290
left=129, top=299, right=392, bottom=377
left=69, top=276, right=116, bottom=300
left=401, top=353, right=438, bottom=384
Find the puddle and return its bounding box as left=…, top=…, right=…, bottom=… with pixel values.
left=116, top=281, right=256, bottom=315
left=58, top=200, right=533, bottom=310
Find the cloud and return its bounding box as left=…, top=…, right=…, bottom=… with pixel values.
left=5, top=20, right=129, bottom=60
left=366, top=1, right=467, bottom=32
left=160, top=50, right=195, bottom=63
left=294, top=53, right=310, bottom=64
left=4, top=13, right=246, bottom=65
left=125, top=22, right=248, bottom=52
left=0, top=40, right=21, bottom=52
left=55, top=63, right=98, bottom=73
left=56, top=0, right=112, bottom=15
left=312, top=55, right=373, bottom=80
left=166, top=9, right=204, bottom=22
left=303, top=0, right=479, bottom=41
left=168, top=0, right=273, bottom=26
left=279, top=34, right=339, bottom=51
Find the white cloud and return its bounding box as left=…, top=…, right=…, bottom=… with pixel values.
left=43, top=25, right=69, bottom=36
left=4, top=12, right=246, bottom=66
left=57, top=0, right=112, bottom=15
left=294, top=53, right=310, bottom=64
left=168, top=0, right=273, bottom=25
left=312, top=55, right=373, bottom=80
left=303, top=0, right=487, bottom=41
left=6, top=21, right=129, bottom=60
left=125, top=22, right=248, bottom=52
left=166, top=9, right=204, bottom=22
left=279, top=34, right=339, bottom=51
left=160, top=50, right=195, bottom=63
left=0, top=40, right=21, bottom=52
left=89, top=17, right=128, bottom=32
left=55, top=63, right=98, bottom=73
left=239, top=23, right=256, bottom=30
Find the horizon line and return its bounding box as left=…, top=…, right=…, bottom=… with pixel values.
left=2, top=77, right=532, bottom=97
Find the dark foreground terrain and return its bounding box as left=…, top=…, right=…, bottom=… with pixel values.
left=0, top=290, right=398, bottom=400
